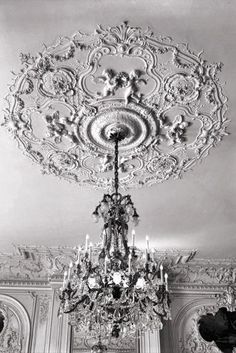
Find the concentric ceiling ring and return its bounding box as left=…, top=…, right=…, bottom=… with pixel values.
left=77, top=102, right=158, bottom=156
left=4, top=22, right=228, bottom=189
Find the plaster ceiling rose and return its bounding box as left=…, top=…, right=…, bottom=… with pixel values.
left=4, top=22, right=228, bottom=189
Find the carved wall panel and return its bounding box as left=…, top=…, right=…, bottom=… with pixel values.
left=177, top=300, right=236, bottom=353
left=176, top=300, right=222, bottom=353
left=72, top=327, right=136, bottom=352
left=0, top=294, right=30, bottom=353
left=38, top=294, right=50, bottom=325
left=4, top=22, right=228, bottom=189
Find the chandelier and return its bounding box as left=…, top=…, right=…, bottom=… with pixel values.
left=59, top=126, right=171, bottom=350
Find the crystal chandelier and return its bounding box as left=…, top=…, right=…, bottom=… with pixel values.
left=59, top=127, right=171, bottom=348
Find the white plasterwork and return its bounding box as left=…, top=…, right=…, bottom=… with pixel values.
left=3, top=22, right=228, bottom=189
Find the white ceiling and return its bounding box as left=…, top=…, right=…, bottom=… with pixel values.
left=0, top=0, right=235, bottom=258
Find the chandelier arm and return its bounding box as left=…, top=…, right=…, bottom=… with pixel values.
left=63, top=295, right=89, bottom=313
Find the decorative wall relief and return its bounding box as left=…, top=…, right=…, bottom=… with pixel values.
left=0, top=295, right=30, bottom=353
left=215, top=286, right=236, bottom=311
left=180, top=303, right=236, bottom=353
left=72, top=325, right=136, bottom=353
left=180, top=305, right=223, bottom=353
left=199, top=307, right=236, bottom=353
left=2, top=245, right=236, bottom=292
left=0, top=245, right=75, bottom=282
left=0, top=245, right=196, bottom=284
left=38, top=294, right=50, bottom=324
left=3, top=22, right=228, bottom=189
left=175, top=286, right=236, bottom=353
left=170, top=259, right=236, bottom=285
left=197, top=287, right=236, bottom=353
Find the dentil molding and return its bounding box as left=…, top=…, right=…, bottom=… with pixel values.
left=3, top=22, right=228, bottom=189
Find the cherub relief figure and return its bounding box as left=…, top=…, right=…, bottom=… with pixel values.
left=95, top=69, right=120, bottom=97
left=44, top=111, right=77, bottom=144
left=199, top=307, right=236, bottom=353
left=124, top=69, right=147, bottom=105
left=45, top=111, right=68, bottom=143
left=98, top=154, right=134, bottom=173
left=98, top=154, right=113, bottom=173
left=95, top=69, right=147, bottom=104
left=161, top=114, right=189, bottom=145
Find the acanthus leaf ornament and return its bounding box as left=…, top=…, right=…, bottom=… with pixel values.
left=215, top=285, right=236, bottom=312
left=4, top=22, right=228, bottom=189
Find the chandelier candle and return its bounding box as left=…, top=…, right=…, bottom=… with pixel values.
left=165, top=273, right=169, bottom=291
left=131, top=229, right=135, bottom=247
left=76, top=246, right=81, bottom=264
left=128, top=253, right=132, bottom=274
left=59, top=127, right=171, bottom=346
left=68, top=262, right=73, bottom=280
left=104, top=255, right=108, bottom=275
left=89, top=242, right=93, bottom=261
left=160, top=264, right=164, bottom=284
left=85, top=234, right=89, bottom=252
left=63, top=271, right=68, bottom=289
left=145, top=235, right=150, bottom=261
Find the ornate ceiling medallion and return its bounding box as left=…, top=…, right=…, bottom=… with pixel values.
left=4, top=22, right=228, bottom=189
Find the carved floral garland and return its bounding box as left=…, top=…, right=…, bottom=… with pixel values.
left=3, top=22, right=228, bottom=189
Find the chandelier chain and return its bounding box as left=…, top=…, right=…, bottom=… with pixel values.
left=114, top=137, right=119, bottom=196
